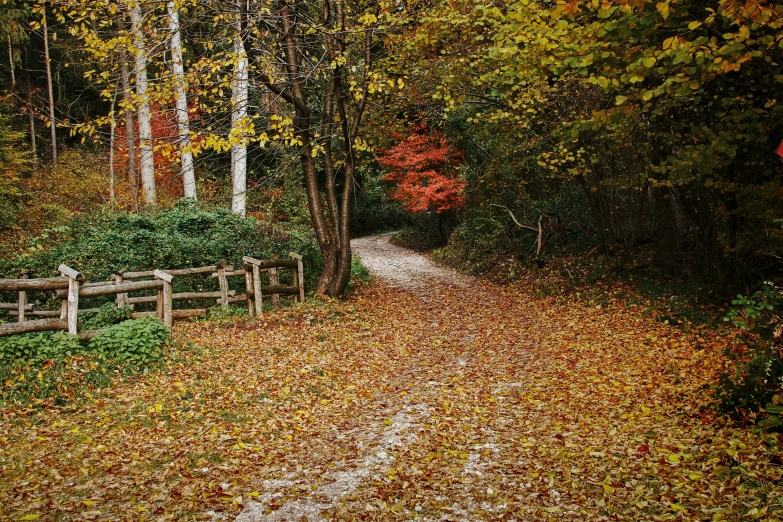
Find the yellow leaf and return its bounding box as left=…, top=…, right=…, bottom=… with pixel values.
left=19, top=516, right=41, bottom=521
left=656, top=1, right=670, bottom=20
left=603, top=483, right=615, bottom=494
left=667, top=454, right=681, bottom=464
left=688, top=472, right=702, bottom=480
left=82, top=500, right=94, bottom=506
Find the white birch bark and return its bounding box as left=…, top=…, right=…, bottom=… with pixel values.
left=42, top=12, right=56, bottom=162
left=167, top=1, right=196, bottom=200
left=109, top=84, right=116, bottom=206
left=119, top=46, right=138, bottom=208
left=230, top=1, right=248, bottom=217
left=24, top=52, right=35, bottom=162
left=131, top=3, right=157, bottom=206
left=7, top=36, right=15, bottom=91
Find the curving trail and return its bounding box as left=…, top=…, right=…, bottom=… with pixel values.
left=222, top=234, right=781, bottom=521
left=1, top=234, right=780, bottom=521
left=351, top=232, right=471, bottom=290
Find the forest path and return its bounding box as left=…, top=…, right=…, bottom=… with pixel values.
left=350, top=232, right=471, bottom=290
left=2, top=236, right=780, bottom=521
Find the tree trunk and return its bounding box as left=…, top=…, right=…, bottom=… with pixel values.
left=653, top=185, right=678, bottom=275
left=280, top=3, right=338, bottom=294
left=109, top=84, right=117, bottom=206
left=230, top=1, right=248, bottom=217
left=130, top=3, right=156, bottom=206
left=576, top=174, right=613, bottom=254
left=119, top=41, right=138, bottom=209
left=42, top=11, right=56, bottom=163
left=168, top=1, right=196, bottom=200
left=329, top=0, right=373, bottom=295
left=7, top=35, right=15, bottom=91
left=24, top=51, right=36, bottom=163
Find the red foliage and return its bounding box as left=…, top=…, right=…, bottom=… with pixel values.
left=378, top=126, right=465, bottom=213
left=112, top=102, right=203, bottom=203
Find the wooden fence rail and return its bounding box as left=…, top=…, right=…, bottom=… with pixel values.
left=0, top=253, right=305, bottom=337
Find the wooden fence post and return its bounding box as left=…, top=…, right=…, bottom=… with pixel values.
left=58, top=264, right=84, bottom=336
left=268, top=267, right=280, bottom=308
left=252, top=264, right=263, bottom=316
left=289, top=252, right=304, bottom=303
left=17, top=290, right=26, bottom=323
left=154, top=270, right=174, bottom=328
left=114, top=271, right=127, bottom=308
left=244, top=265, right=256, bottom=318
left=216, top=260, right=229, bottom=306
left=243, top=256, right=265, bottom=317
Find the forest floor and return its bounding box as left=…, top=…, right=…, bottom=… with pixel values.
left=2, top=234, right=783, bottom=521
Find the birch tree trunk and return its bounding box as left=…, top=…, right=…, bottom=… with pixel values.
left=167, top=1, right=196, bottom=200
left=130, top=3, right=156, bottom=206
left=42, top=11, right=56, bottom=162
left=230, top=0, right=248, bottom=217
left=24, top=51, right=36, bottom=163
left=119, top=18, right=138, bottom=209
left=7, top=36, right=15, bottom=91
left=109, top=85, right=117, bottom=206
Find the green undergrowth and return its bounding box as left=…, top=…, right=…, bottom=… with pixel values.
left=713, top=284, right=783, bottom=431
left=0, top=200, right=321, bottom=284
left=0, top=317, right=173, bottom=409
left=347, top=254, right=372, bottom=292
left=0, top=201, right=322, bottom=317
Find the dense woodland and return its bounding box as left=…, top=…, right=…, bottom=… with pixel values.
left=0, top=0, right=783, bottom=519
left=0, top=0, right=779, bottom=287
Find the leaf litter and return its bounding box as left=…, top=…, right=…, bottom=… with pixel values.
left=1, top=236, right=782, bottom=521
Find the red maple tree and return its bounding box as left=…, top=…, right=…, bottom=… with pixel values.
left=378, top=125, right=465, bottom=214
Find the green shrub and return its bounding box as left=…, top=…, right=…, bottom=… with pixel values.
left=38, top=203, right=72, bottom=228
left=81, top=303, right=133, bottom=330
left=0, top=353, right=111, bottom=408
left=724, top=285, right=781, bottom=332
left=5, top=201, right=322, bottom=291
left=440, top=209, right=509, bottom=272
left=715, top=284, right=783, bottom=430
left=351, top=169, right=410, bottom=237
left=88, top=318, right=169, bottom=365
left=348, top=254, right=372, bottom=291
left=0, top=331, right=83, bottom=365
left=206, top=305, right=248, bottom=321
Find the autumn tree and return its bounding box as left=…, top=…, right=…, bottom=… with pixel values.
left=231, top=0, right=387, bottom=295
left=378, top=126, right=465, bottom=215
left=167, top=0, right=196, bottom=200
left=381, top=0, right=783, bottom=281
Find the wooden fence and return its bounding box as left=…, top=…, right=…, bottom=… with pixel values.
left=0, top=253, right=305, bottom=338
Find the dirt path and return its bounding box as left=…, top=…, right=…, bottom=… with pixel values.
left=2, top=235, right=781, bottom=521
left=351, top=233, right=471, bottom=289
